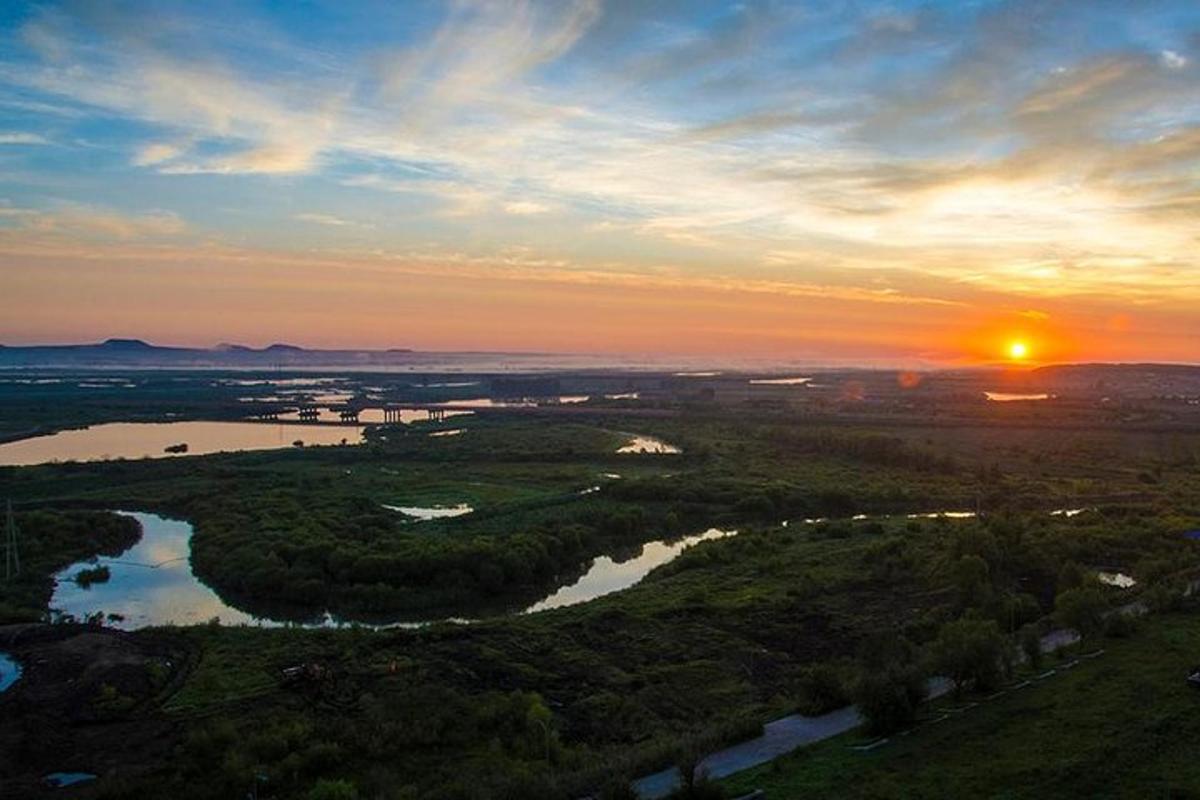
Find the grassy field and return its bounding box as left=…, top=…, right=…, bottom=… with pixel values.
left=723, top=610, right=1200, bottom=799
left=2, top=405, right=1200, bottom=797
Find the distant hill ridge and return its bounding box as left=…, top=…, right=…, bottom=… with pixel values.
left=0, top=339, right=415, bottom=368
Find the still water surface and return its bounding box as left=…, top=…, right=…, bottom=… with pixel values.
left=985, top=392, right=1051, bottom=402
left=50, top=513, right=738, bottom=629
left=383, top=503, right=474, bottom=521
left=524, top=528, right=735, bottom=613
left=50, top=513, right=259, bottom=627
left=617, top=435, right=682, bottom=454
left=0, top=652, right=21, bottom=692
left=0, top=421, right=364, bottom=467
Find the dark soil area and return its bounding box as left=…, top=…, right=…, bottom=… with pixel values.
left=0, top=624, right=193, bottom=797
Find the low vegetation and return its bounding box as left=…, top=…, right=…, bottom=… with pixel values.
left=1, top=398, right=1199, bottom=797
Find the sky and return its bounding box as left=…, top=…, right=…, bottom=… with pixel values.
left=0, top=0, right=1197, bottom=364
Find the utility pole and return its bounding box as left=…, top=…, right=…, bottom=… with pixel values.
left=4, top=499, right=18, bottom=581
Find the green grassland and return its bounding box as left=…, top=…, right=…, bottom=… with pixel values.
left=2, top=407, right=1200, bottom=798
left=722, top=610, right=1200, bottom=799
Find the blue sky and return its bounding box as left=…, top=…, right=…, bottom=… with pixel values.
left=0, top=1, right=1198, bottom=361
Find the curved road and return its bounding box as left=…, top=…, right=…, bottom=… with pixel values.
left=632, top=629, right=1082, bottom=798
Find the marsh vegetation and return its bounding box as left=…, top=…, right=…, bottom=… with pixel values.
left=2, top=375, right=1199, bottom=798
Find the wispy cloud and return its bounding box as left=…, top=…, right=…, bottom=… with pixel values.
left=0, top=204, right=186, bottom=240
left=294, top=212, right=373, bottom=229
left=0, top=131, right=50, bottom=145
left=0, top=1, right=1197, bottom=357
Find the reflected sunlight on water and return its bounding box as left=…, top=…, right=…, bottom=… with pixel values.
left=0, top=421, right=363, bottom=466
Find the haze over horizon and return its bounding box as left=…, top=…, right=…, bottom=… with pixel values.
left=2, top=1, right=1198, bottom=364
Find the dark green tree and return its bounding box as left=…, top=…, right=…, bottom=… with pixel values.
left=930, top=617, right=1011, bottom=695
left=851, top=634, right=929, bottom=735
left=1055, top=586, right=1107, bottom=639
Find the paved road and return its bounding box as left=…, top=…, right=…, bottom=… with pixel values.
left=632, top=629, right=1080, bottom=798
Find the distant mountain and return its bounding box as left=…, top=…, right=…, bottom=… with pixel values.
left=100, top=338, right=156, bottom=350
left=0, top=340, right=414, bottom=368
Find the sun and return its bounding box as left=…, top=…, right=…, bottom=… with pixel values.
left=1008, top=341, right=1029, bottom=360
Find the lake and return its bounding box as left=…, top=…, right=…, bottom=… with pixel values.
left=50, top=512, right=739, bottom=629
left=0, top=421, right=364, bottom=466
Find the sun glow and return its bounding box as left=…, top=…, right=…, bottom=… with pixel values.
left=1008, top=341, right=1029, bottom=360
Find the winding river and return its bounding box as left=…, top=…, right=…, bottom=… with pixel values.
left=49, top=512, right=736, bottom=630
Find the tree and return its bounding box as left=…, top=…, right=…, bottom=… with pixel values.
left=851, top=634, right=929, bottom=735
left=307, top=779, right=358, bottom=800
left=1055, top=587, right=1107, bottom=639
left=1057, top=561, right=1085, bottom=593
left=673, top=737, right=708, bottom=794
left=1018, top=625, right=1043, bottom=669
left=954, top=555, right=992, bottom=609
left=930, top=617, right=1011, bottom=695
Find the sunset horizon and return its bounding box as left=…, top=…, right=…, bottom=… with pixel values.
left=2, top=1, right=1198, bottom=365
left=2, top=333, right=1197, bottom=371
left=4, top=5, right=1200, bottom=796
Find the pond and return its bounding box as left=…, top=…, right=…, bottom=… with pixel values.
left=748, top=377, right=812, bottom=386
left=44, top=773, right=98, bottom=788
left=617, top=435, right=682, bottom=454
left=1098, top=571, right=1137, bottom=589
left=0, top=421, right=364, bottom=467
left=0, top=651, right=22, bottom=693
left=50, top=512, right=739, bottom=629
left=985, top=392, right=1051, bottom=402
left=383, top=503, right=474, bottom=521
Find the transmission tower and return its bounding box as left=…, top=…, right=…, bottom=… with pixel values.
left=4, top=499, right=18, bottom=580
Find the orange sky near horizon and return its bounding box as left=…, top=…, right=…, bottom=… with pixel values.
left=1, top=3, right=1197, bottom=366
left=2, top=236, right=1193, bottom=365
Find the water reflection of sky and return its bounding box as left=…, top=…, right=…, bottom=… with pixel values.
left=0, top=652, right=22, bottom=692
left=50, top=513, right=740, bottom=629
left=382, top=503, right=474, bottom=520
left=50, top=513, right=259, bottom=628
left=985, top=392, right=1051, bottom=402
left=617, top=435, right=682, bottom=454
left=524, top=528, right=735, bottom=613
left=0, top=421, right=364, bottom=466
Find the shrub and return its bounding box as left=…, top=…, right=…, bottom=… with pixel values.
left=930, top=617, right=1011, bottom=695
left=851, top=634, right=928, bottom=734
left=1103, top=611, right=1141, bottom=638
left=795, top=663, right=850, bottom=715
left=1055, top=587, right=1108, bottom=639
left=307, top=779, right=359, bottom=800
left=1018, top=625, right=1043, bottom=669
